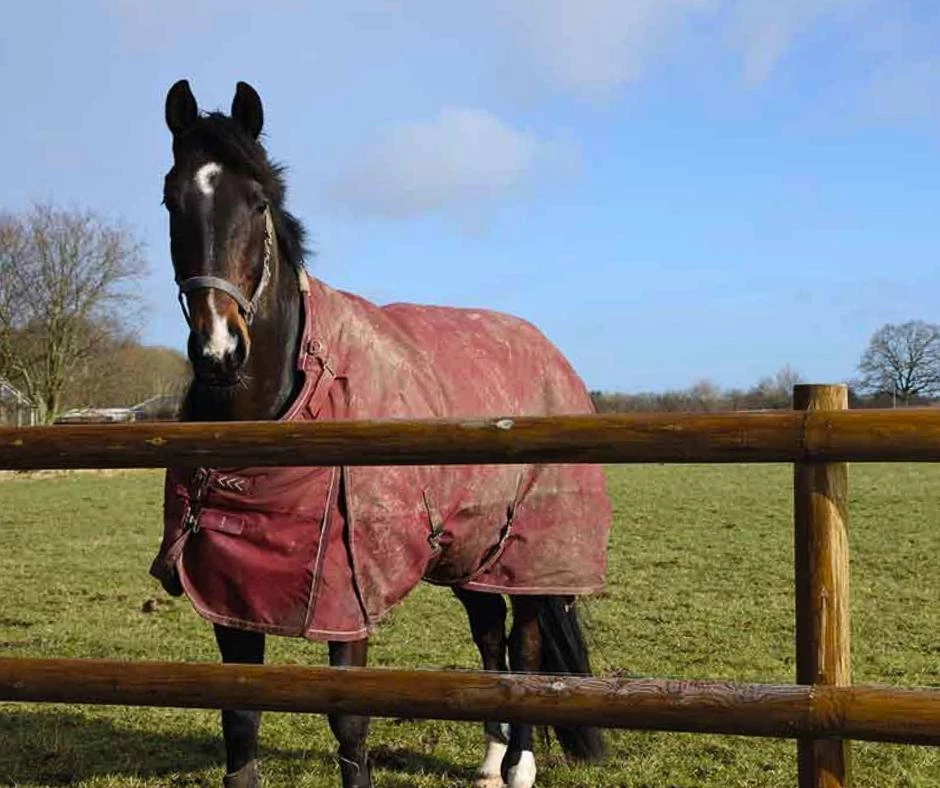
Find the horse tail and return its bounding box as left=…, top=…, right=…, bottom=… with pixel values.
left=537, top=595, right=608, bottom=762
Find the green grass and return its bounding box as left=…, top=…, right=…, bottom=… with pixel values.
left=0, top=465, right=938, bottom=787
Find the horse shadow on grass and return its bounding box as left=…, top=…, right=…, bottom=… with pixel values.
left=369, top=744, right=466, bottom=785
left=0, top=708, right=229, bottom=785
left=0, top=709, right=467, bottom=786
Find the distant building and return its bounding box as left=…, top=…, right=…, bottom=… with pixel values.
left=0, top=377, right=37, bottom=426
left=52, top=393, right=183, bottom=424
left=131, top=393, right=183, bottom=422
left=54, top=407, right=137, bottom=424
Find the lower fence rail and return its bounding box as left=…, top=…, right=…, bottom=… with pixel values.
left=1, top=657, right=939, bottom=745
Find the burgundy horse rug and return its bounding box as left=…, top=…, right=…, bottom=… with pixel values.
left=152, top=275, right=611, bottom=641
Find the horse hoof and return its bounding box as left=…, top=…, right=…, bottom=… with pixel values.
left=222, top=760, right=260, bottom=788
left=473, top=776, right=506, bottom=788
left=505, top=751, right=536, bottom=788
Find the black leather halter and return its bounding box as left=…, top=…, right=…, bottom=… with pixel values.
left=176, top=208, right=275, bottom=327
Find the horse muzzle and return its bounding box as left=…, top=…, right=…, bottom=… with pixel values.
left=188, top=321, right=249, bottom=385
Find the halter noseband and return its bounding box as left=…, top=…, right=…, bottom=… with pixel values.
left=176, top=207, right=276, bottom=327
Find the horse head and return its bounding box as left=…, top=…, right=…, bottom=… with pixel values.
left=163, top=80, right=306, bottom=418
left=163, top=79, right=274, bottom=386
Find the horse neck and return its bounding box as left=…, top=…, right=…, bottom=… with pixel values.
left=183, top=248, right=304, bottom=423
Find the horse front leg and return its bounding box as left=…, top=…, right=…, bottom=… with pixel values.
left=454, top=587, right=510, bottom=788
left=503, top=595, right=543, bottom=788
left=328, top=638, right=373, bottom=788
left=213, top=624, right=265, bottom=788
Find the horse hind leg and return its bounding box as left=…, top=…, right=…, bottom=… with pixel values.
left=502, top=595, right=543, bottom=788
left=328, top=639, right=373, bottom=788
left=213, top=624, right=264, bottom=788
left=453, top=587, right=510, bottom=788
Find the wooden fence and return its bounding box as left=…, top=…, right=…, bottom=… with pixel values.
left=0, top=383, right=938, bottom=788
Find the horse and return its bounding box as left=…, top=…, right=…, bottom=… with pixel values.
left=151, top=79, right=612, bottom=788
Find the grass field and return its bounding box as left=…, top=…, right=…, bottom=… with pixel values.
left=0, top=464, right=938, bottom=787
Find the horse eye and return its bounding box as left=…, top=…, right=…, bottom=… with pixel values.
left=248, top=185, right=268, bottom=214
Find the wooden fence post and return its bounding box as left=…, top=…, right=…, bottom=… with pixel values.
left=794, top=384, right=851, bottom=788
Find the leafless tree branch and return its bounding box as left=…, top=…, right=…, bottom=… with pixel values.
left=0, top=204, right=149, bottom=422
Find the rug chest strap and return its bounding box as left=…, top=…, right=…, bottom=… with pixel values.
left=302, top=341, right=337, bottom=419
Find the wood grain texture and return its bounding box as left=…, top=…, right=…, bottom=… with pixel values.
left=794, top=385, right=851, bottom=788
left=1, top=658, right=938, bottom=744
left=3, top=408, right=940, bottom=470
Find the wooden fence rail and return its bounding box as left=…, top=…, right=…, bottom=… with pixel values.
left=3, top=407, right=940, bottom=470
left=0, top=384, right=937, bottom=788
left=2, top=658, right=940, bottom=746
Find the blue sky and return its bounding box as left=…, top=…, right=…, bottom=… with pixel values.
left=2, top=1, right=939, bottom=392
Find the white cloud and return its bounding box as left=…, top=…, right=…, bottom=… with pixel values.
left=492, top=0, right=880, bottom=92
left=726, top=0, right=870, bottom=85
left=497, top=0, right=714, bottom=94
left=101, top=0, right=938, bottom=119
left=101, top=0, right=933, bottom=105
left=491, top=0, right=940, bottom=125
left=322, top=107, right=578, bottom=222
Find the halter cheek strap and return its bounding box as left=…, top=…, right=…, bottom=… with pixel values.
left=176, top=207, right=276, bottom=327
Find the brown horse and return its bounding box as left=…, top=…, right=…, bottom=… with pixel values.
left=153, top=79, right=611, bottom=788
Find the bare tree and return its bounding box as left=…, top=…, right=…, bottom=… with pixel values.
left=857, top=321, right=940, bottom=404
left=0, top=205, right=148, bottom=422
left=688, top=378, right=722, bottom=411
left=752, top=364, right=805, bottom=409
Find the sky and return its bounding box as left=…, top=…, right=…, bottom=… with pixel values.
left=2, top=0, right=939, bottom=393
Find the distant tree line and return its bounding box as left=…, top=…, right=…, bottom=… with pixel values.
left=591, top=365, right=806, bottom=413
left=593, top=320, right=940, bottom=413
left=62, top=338, right=189, bottom=410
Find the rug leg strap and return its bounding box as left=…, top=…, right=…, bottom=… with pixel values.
left=339, top=754, right=373, bottom=787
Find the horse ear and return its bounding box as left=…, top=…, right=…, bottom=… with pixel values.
left=231, top=81, right=264, bottom=139
left=165, top=79, right=198, bottom=136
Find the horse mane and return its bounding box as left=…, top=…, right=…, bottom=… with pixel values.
left=176, top=112, right=309, bottom=268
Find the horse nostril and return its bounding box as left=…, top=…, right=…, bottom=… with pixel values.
left=227, top=328, right=248, bottom=369
left=187, top=331, right=207, bottom=366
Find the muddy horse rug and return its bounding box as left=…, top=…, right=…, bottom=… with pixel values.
left=152, top=275, right=611, bottom=640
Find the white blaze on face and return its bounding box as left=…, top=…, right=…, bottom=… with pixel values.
left=195, top=162, right=223, bottom=196
left=203, top=291, right=238, bottom=360
left=192, top=162, right=235, bottom=360
left=194, top=162, right=223, bottom=262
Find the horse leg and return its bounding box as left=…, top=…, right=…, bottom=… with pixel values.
left=213, top=624, right=265, bottom=788
left=502, top=595, right=543, bottom=788
left=454, top=587, right=509, bottom=788
left=328, top=639, right=373, bottom=788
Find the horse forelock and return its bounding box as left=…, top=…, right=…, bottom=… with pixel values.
left=171, top=113, right=309, bottom=268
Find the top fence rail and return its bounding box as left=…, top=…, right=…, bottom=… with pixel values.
left=2, top=409, right=940, bottom=471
